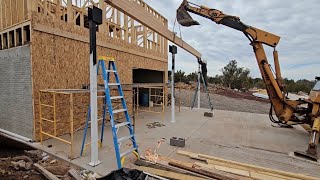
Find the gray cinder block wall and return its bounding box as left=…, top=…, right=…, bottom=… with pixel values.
left=0, top=45, right=34, bottom=139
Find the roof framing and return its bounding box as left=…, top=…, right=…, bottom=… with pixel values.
left=105, top=0, right=202, bottom=58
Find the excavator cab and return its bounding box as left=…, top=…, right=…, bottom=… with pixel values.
left=312, top=77, right=320, bottom=91
left=177, top=0, right=200, bottom=26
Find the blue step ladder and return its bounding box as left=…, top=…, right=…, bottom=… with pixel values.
left=80, top=56, right=139, bottom=169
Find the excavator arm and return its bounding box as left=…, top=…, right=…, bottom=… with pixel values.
left=177, top=0, right=319, bottom=160
left=177, top=0, right=297, bottom=122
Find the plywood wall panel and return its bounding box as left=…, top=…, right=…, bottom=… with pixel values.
left=31, top=13, right=167, bottom=141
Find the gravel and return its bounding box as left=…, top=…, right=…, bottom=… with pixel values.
left=174, top=89, right=270, bottom=114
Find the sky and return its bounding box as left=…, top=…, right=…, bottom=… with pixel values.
left=144, top=0, right=320, bottom=81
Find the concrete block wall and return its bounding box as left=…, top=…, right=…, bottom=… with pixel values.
left=0, top=45, right=34, bottom=139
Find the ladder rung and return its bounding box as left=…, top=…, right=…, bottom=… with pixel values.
left=115, top=122, right=130, bottom=128
left=106, top=70, right=117, bottom=73
left=110, top=96, right=123, bottom=100
left=120, top=148, right=137, bottom=158
left=118, top=135, right=133, bottom=143
left=97, top=96, right=105, bottom=98
left=108, top=83, right=120, bottom=86
left=113, top=109, right=126, bottom=114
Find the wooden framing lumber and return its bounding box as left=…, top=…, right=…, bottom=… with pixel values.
left=168, top=161, right=238, bottom=180
left=136, top=166, right=207, bottom=180
left=135, top=159, right=206, bottom=178
left=32, top=23, right=166, bottom=62
left=177, top=150, right=320, bottom=180
left=105, top=0, right=202, bottom=58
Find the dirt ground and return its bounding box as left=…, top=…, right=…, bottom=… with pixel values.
left=175, top=88, right=271, bottom=114
left=0, top=135, right=78, bottom=180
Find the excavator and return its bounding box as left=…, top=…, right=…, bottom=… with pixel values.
left=176, top=0, right=320, bottom=161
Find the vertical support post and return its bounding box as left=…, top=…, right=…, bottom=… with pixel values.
left=197, top=64, right=201, bottom=109
left=143, top=26, right=147, bottom=48
left=179, top=86, right=181, bottom=112
left=44, top=0, right=48, bottom=16
left=130, top=18, right=135, bottom=44
left=132, top=88, right=135, bottom=133
left=70, top=93, right=74, bottom=159
left=27, top=0, right=37, bottom=19
left=53, top=93, right=56, bottom=136
left=137, top=88, right=139, bottom=115
left=88, top=6, right=102, bottom=167
left=55, top=0, right=61, bottom=19
left=148, top=87, right=151, bottom=112
left=123, top=15, right=128, bottom=42
left=0, top=0, right=2, bottom=30
left=67, top=0, right=73, bottom=23
left=99, top=0, right=106, bottom=33
left=39, top=92, right=43, bottom=144
left=169, top=45, right=177, bottom=123
left=13, top=29, right=17, bottom=47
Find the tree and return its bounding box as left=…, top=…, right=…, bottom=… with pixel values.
left=208, top=75, right=223, bottom=84
left=220, top=60, right=251, bottom=90
left=283, top=78, right=315, bottom=93
left=174, top=70, right=187, bottom=83
left=186, top=71, right=198, bottom=82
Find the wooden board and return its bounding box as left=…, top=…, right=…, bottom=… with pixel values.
left=34, top=163, right=60, bottom=180
left=105, top=0, right=202, bottom=58
left=169, top=161, right=238, bottom=180
left=177, top=150, right=320, bottom=180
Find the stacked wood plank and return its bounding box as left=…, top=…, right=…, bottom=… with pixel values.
left=134, top=151, right=320, bottom=180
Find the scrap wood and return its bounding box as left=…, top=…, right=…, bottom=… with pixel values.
left=195, top=162, right=250, bottom=177
left=136, top=166, right=207, bottom=180
left=177, top=150, right=206, bottom=161
left=68, top=168, right=84, bottom=180
left=159, top=156, right=195, bottom=167
left=34, top=163, right=60, bottom=180
left=200, top=156, right=319, bottom=180
left=135, top=159, right=206, bottom=178
left=178, top=150, right=319, bottom=180
left=168, top=161, right=238, bottom=180
left=195, top=162, right=302, bottom=180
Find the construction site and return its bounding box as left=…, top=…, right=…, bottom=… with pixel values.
left=0, top=0, right=319, bottom=179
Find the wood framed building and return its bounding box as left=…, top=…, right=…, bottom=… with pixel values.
left=0, top=0, right=169, bottom=140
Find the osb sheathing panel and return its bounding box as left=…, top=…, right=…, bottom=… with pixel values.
left=38, top=90, right=134, bottom=141
left=31, top=13, right=167, bottom=141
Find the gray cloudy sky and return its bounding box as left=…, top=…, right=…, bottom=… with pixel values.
left=144, top=0, right=320, bottom=80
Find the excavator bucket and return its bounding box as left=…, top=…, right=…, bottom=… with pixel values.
left=177, top=0, right=200, bottom=27
left=294, top=151, right=318, bottom=162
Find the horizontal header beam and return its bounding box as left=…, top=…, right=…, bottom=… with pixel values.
left=105, top=0, right=201, bottom=58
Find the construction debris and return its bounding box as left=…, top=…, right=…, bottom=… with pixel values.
left=11, top=160, right=32, bottom=171
left=146, top=122, right=166, bottom=129
left=0, top=139, right=84, bottom=180
left=34, top=163, right=60, bottom=180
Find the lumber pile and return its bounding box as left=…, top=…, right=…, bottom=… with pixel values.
left=134, top=150, right=320, bottom=180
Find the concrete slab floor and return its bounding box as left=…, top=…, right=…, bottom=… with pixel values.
left=31, top=107, right=320, bottom=177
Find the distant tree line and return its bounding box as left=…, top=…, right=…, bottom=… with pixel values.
left=172, top=60, right=316, bottom=93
